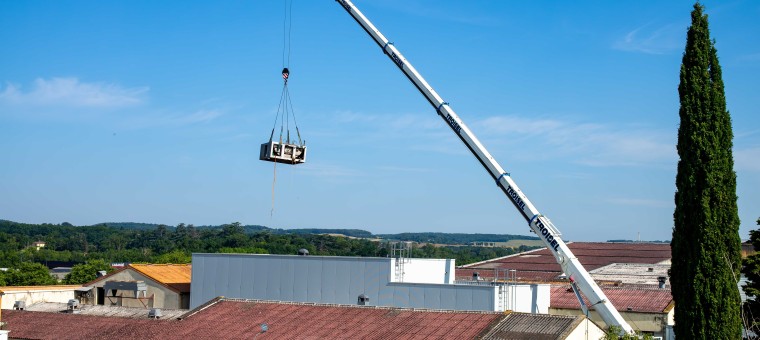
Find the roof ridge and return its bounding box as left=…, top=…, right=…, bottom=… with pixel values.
left=217, top=298, right=504, bottom=315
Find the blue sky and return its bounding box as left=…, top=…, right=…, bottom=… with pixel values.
left=1, top=1, right=758, bottom=242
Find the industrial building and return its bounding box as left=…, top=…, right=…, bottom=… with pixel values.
left=0, top=285, right=84, bottom=310
left=84, top=264, right=191, bottom=309
left=190, top=253, right=550, bottom=313
left=458, top=242, right=675, bottom=339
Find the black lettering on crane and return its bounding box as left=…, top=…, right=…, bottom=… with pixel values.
left=338, top=0, right=351, bottom=11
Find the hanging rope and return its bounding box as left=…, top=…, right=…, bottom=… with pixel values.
left=270, top=0, right=305, bottom=218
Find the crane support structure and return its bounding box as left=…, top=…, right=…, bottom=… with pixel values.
left=336, top=0, right=634, bottom=334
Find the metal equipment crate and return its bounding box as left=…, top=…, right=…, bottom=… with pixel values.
left=260, top=141, right=306, bottom=164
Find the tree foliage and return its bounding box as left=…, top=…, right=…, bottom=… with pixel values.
left=741, top=217, right=760, bottom=334
left=64, top=259, right=115, bottom=284
left=0, top=219, right=538, bottom=281
left=0, top=262, right=57, bottom=286
left=670, top=3, right=742, bottom=339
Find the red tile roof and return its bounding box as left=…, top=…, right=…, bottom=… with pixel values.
left=550, top=285, right=674, bottom=313
left=1, top=299, right=599, bottom=339
left=176, top=300, right=504, bottom=339
left=1, top=300, right=503, bottom=339
left=457, top=242, right=671, bottom=282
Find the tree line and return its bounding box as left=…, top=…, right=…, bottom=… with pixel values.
left=0, top=220, right=537, bottom=286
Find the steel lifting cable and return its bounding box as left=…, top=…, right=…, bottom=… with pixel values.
left=270, top=0, right=300, bottom=218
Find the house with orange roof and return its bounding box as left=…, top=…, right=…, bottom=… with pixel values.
left=84, top=264, right=191, bottom=309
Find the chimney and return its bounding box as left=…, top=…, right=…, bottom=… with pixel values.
left=657, top=276, right=667, bottom=289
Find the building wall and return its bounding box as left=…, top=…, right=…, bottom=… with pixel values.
left=0, top=288, right=77, bottom=309
left=190, top=254, right=500, bottom=311
left=508, top=284, right=550, bottom=314
left=564, top=319, right=606, bottom=340
left=86, top=270, right=183, bottom=309
left=391, top=258, right=454, bottom=284
left=549, top=308, right=671, bottom=337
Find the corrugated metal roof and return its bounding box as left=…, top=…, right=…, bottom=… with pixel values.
left=0, top=285, right=82, bottom=293
left=129, top=264, right=191, bottom=285
left=481, top=313, right=583, bottom=340
left=457, top=242, right=671, bottom=283
left=550, top=285, right=673, bottom=313
left=25, top=302, right=188, bottom=319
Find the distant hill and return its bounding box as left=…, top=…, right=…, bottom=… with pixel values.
left=2, top=219, right=536, bottom=246
left=99, top=222, right=167, bottom=230
left=376, top=232, right=539, bottom=245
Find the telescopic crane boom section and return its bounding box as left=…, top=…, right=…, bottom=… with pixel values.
left=335, top=0, right=634, bottom=334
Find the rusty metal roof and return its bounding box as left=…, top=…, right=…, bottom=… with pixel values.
left=457, top=242, right=671, bottom=283
left=550, top=285, right=673, bottom=313
left=128, top=264, right=191, bottom=285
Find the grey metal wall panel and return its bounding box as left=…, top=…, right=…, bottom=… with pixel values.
left=321, top=259, right=337, bottom=302
left=227, top=256, right=243, bottom=297
left=425, top=286, right=441, bottom=308
left=189, top=255, right=203, bottom=308
left=471, top=287, right=493, bottom=311
left=455, top=287, right=473, bottom=310
left=215, top=255, right=230, bottom=300
left=252, top=257, right=267, bottom=298
left=293, top=257, right=309, bottom=301
left=280, top=257, right=295, bottom=301
left=408, top=285, right=425, bottom=308
left=334, top=259, right=351, bottom=304
left=306, top=258, right=322, bottom=303
left=440, top=286, right=457, bottom=310
left=364, top=261, right=383, bottom=304
left=241, top=260, right=255, bottom=298
left=347, top=260, right=364, bottom=305
left=392, top=285, right=410, bottom=308
left=265, top=257, right=282, bottom=299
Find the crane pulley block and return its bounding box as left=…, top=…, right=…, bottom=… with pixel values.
left=260, top=141, right=306, bottom=164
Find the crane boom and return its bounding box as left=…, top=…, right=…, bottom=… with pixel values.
left=336, top=0, right=634, bottom=334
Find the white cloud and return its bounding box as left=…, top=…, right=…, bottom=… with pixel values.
left=473, top=115, right=676, bottom=167
left=613, top=23, right=684, bottom=55
left=0, top=77, right=148, bottom=108
left=121, top=109, right=224, bottom=129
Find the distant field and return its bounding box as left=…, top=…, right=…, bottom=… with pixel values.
left=501, top=239, right=545, bottom=248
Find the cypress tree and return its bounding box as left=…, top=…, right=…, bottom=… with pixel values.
left=670, top=3, right=742, bottom=339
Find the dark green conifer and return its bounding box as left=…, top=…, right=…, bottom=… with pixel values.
left=670, top=3, right=742, bottom=339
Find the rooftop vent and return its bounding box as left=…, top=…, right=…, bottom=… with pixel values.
left=13, top=301, right=25, bottom=310
left=298, top=248, right=309, bottom=256
left=472, top=272, right=482, bottom=281
left=358, top=294, right=369, bottom=306
left=67, top=299, right=80, bottom=313
left=647, top=267, right=654, bottom=272
left=657, top=276, right=667, bottom=289
left=148, top=308, right=162, bottom=319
